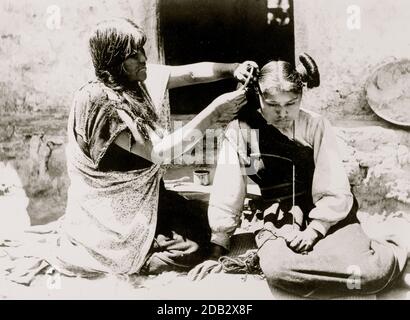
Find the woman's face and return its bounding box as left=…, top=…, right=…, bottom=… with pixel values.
left=122, top=47, right=147, bottom=82
left=258, top=89, right=302, bottom=128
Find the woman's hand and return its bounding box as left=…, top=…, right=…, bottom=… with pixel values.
left=283, top=227, right=322, bottom=254
left=234, top=61, right=259, bottom=85
left=211, top=88, right=247, bottom=122
left=155, top=232, right=199, bottom=256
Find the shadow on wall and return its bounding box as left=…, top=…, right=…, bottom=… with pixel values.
left=1, top=124, right=410, bottom=227
left=336, top=126, right=410, bottom=215
left=0, top=162, right=30, bottom=235
left=0, top=0, right=161, bottom=225
left=0, top=128, right=68, bottom=226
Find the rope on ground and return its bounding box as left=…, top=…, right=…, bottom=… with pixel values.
left=218, top=250, right=262, bottom=275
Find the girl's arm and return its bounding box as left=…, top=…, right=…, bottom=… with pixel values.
left=307, top=116, right=354, bottom=237
left=207, top=138, right=248, bottom=251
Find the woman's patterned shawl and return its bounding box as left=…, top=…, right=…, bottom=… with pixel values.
left=56, top=64, right=171, bottom=275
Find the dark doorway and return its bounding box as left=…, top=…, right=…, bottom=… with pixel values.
left=159, top=0, right=295, bottom=114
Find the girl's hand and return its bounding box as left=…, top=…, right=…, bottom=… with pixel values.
left=187, top=243, right=226, bottom=281
left=211, top=88, right=247, bottom=122
left=234, top=61, right=259, bottom=85
left=283, top=227, right=321, bottom=254
left=187, top=260, right=223, bottom=281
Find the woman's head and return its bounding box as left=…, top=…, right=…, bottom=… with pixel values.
left=256, top=53, right=320, bottom=128
left=89, top=18, right=147, bottom=88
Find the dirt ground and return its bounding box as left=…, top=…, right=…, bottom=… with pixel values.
left=0, top=211, right=409, bottom=300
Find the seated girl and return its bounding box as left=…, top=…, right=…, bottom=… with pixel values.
left=189, top=54, right=408, bottom=298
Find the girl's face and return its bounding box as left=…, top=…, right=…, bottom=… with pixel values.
left=258, top=89, right=302, bottom=128
left=122, top=47, right=147, bottom=82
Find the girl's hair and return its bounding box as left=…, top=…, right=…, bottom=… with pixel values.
left=89, top=18, right=147, bottom=89
left=258, top=53, right=320, bottom=95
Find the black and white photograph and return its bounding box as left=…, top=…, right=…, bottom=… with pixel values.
left=1, top=0, right=410, bottom=305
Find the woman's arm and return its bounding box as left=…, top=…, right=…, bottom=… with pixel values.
left=113, top=61, right=257, bottom=163
left=114, top=88, right=247, bottom=164
left=167, top=61, right=258, bottom=89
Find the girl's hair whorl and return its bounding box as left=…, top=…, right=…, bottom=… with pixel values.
left=295, top=53, right=320, bottom=89
left=258, top=53, right=320, bottom=95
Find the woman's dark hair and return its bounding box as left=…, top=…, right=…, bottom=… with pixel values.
left=88, top=18, right=159, bottom=130
left=258, top=53, right=320, bottom=95
left=89, top=18, right=146, bottom=89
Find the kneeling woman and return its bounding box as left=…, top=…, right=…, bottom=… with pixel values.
left=196, top=54, right=408, bottom=298
left=57, top=18, right=257, bottom=277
